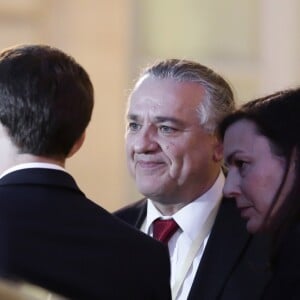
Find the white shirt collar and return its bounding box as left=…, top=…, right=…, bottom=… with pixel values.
left=144, top=172, right=225, bottom=241
left=0, top=162, right=66, bottom=179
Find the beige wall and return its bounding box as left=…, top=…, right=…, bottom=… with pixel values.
left=0, top=0, right=299, bottom=211
left=0, top=0, right=133, bottom=211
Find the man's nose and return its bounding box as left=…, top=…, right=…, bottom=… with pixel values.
left=133, top=127, right=159, bottom=153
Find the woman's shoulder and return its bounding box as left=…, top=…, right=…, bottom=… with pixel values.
left=276, top=222, right=300, bottom=268
left=262, top=222, right=300, bottom=299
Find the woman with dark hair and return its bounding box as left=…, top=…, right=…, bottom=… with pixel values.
left=218, top=87, right=300, bottom=299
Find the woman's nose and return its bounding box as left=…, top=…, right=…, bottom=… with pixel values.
left=223, top=170, right=240, bottom=198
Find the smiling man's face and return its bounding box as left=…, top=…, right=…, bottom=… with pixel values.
left=125, top=75, right=222, bottom=207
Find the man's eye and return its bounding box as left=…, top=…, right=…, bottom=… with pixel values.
left=128, top=122, right=141, bottom=131
left=159, top=125, right=176, bottom=133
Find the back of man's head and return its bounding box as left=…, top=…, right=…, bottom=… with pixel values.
left=0, top=44, right=94, bottom=159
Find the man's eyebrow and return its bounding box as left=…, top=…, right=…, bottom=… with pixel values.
left=154, top=116, right=185, bottom=126
left=126, top=113, right=138, bottom=121
left=126, top=114, right=185, bottom=126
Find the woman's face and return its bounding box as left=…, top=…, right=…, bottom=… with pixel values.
left=222, top=119, right=292, bottom=233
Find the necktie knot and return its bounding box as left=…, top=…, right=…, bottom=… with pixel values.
left=152, top=218, right=179, bottom=244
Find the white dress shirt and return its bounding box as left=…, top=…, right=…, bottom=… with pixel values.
left=0, top=162, right=66, bottom=179
left=141, top=172, right=225, bottom=300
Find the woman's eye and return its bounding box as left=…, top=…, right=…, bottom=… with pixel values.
left=236, top=160, right=245, bottom=168
left=235, top=160, right=249, bottom=174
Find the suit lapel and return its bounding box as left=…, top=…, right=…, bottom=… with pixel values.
left=134, top=200, right=147, bottom=228
left=188, top=199, right=251, bottom=300
left=114, top=198, right=147, bottom=228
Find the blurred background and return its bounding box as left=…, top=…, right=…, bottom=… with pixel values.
left=0, top=0, right=299, bottom=211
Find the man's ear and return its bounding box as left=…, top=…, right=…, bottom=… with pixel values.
left=67, top=131, right=86, bottom=158
left=212, top=138, right=223, bottom=162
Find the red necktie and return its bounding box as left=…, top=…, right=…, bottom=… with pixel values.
left=152, top=218, right=179, bottom=244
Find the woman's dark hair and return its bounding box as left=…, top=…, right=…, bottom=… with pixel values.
left=218, top=87, right=300, bottom=262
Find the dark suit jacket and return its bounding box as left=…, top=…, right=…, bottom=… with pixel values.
left=261, top=223, right=300, bottom=300
left=0, top=169, right=171, bottom=300
left=115, top=198, right=271, bottom=300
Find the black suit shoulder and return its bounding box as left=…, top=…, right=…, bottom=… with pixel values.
left=0, top=171, right=171, bottom=300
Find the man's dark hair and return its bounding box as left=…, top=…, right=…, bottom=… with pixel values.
left=0, top=44, right=94, bottom=158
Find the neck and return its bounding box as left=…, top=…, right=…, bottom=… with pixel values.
left=150, top=171, right=222, bottom=216
left=0, top=126, right=66, bottom=173
left=152, top=200, right=192, bottom=216
left=1, top=153, right=65, bottom=174
left=15, top=153, right=65, bottom=167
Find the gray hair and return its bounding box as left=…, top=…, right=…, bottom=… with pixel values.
left=137, top=59, right=235, bottom=133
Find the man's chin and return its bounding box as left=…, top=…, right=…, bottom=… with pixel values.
left=137, top=187, right=162, bottom=199
left=136, top=177, right=165, bottom=193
